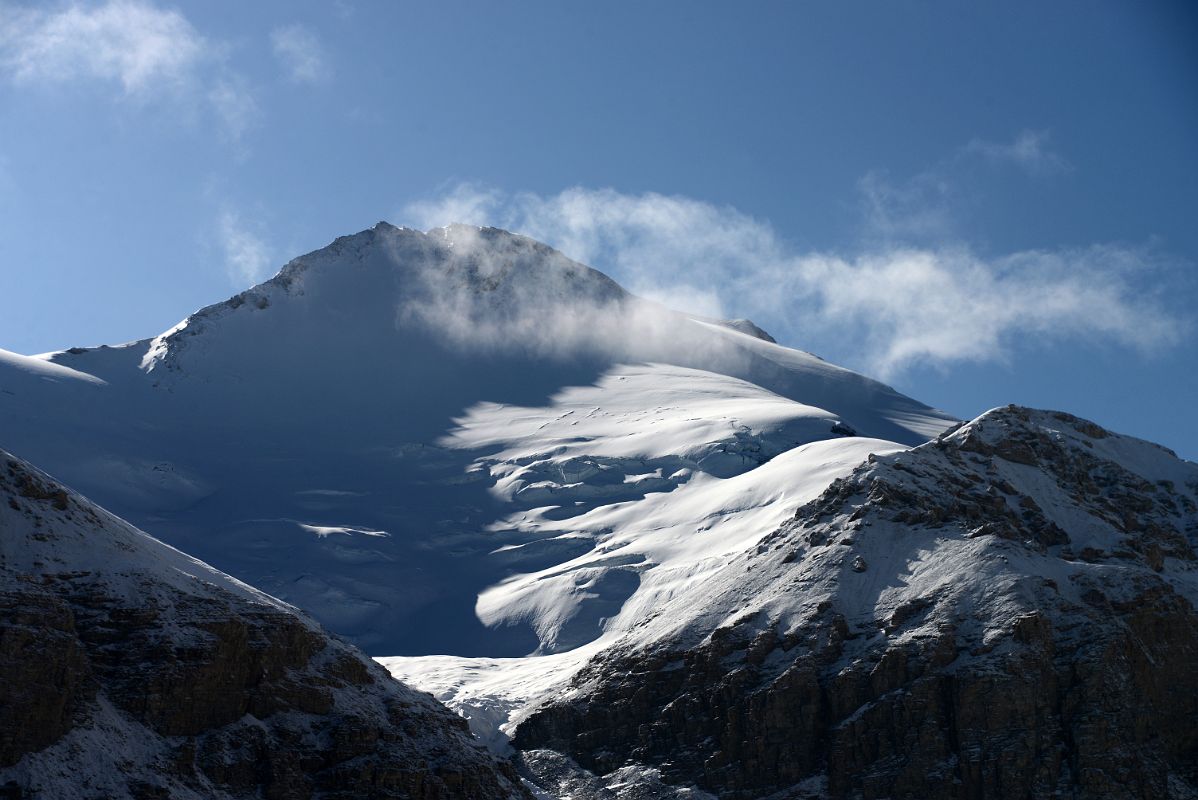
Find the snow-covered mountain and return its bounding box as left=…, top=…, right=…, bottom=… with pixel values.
left=511, top=406, right=1198, bottom=798
left=0, top=448, right=528, bottom=798
left=0, top=223, right=953, bottom=659
left=3, top=223, right=1195, bottom=798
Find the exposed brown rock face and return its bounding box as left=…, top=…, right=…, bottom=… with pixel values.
left=0, top=589, right=90, bottom=769
left=0, top=452, right=529, bottom=799
left=514, top=407, right=1198, bottom=799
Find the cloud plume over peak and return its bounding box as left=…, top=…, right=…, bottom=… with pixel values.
left=216, top=210, right=272, bottom=286
left=403, top=184, right=1187, bottom=379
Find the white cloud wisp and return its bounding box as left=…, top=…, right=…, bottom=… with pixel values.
left=217, top=211, right=273, bottom=286
left=0, top=0, right=258, bottom=139
left=270, top=24, right=329, bottom=84
left=964, top=129, right=1071, bottom=175
left=0, top=0, right=204, bottom=93
left=404, top=185, right=1186, bottom=379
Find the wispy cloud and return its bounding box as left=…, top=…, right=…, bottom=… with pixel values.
left=403, top=184, right=1187, bottom=379
left=783, top=244, right=1180, bottom=376
left=388, top=223, right=748, bottom=371
left=0, top=0, right=204, bottom=93
left=859, top=129, right=1071, bottom=245
left=964, top=129, right=1071, bottom=174
left=208, top=77, right=260, bottom=142
left=857, top=169, right=956, bottom=242
left=0, top=0, right=258, bottom=139
left=217, top=210, right=272, bottom=286
left=270, top=23, right=329, bottom=84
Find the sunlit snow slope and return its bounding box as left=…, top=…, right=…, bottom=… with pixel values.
left=0, top=223, right=955, bottom=660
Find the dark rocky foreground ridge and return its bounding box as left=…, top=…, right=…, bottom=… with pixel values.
left=0, top=450, right=529, bottom=800
left=513, top=407, right=1198, bottom=799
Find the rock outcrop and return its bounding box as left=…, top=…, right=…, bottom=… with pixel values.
left=514, top=407, right=1198, bottom=799
left=0, top=450, right=529, bottom=799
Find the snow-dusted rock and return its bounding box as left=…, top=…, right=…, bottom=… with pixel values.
left=512, top=407, right=1198, bottom=799
left=0, top=450, right=529, bottom=799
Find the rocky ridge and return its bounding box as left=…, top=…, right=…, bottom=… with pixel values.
left=513, top=407, right=1198, bottom=799
left=0, top=450, right=529, bottom=799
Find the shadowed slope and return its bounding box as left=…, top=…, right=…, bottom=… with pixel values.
left=0, top=449, right=529, bottom=799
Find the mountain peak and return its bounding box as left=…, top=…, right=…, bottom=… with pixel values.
left=138, top=222, right=632, bottom=374
left=4, top=220, right=955, bottom=661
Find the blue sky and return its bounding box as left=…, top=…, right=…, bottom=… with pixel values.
left=1, top=0, right=1196, bottom=458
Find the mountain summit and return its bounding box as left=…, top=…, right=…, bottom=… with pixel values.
left=0, top=224, right=953, bottom=657
left=3, top=225, right=1193, bottom=798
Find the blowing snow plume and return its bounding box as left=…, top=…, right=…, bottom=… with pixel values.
left=392, top=223, right=757, bottom=375
left=404, top=185, right=1188, bottom=379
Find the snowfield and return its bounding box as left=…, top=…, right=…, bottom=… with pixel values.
left=0, top=223, right=956, bottom=749
left=4, top=224, right=1197, bottom=798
